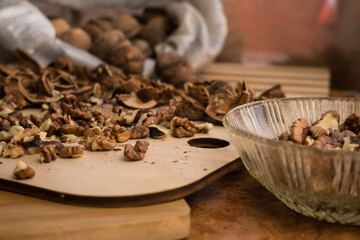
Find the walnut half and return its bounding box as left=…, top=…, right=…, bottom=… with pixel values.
left=124, top=140, right=149, bottom=161
left=83, top=135, right=117, bottom=151
left=60, top=146, right=83, bottom=158
left=13, top=160, right=35, bottom=179
left=40, top=146, right=57, bottom=163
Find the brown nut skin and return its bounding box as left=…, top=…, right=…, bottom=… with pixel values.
left=312, top=136, right=327, bottom=148
left=279, top=132, right=291, bottom=141
left=40, top=146, right=57, bottom=163
left=344, top=113, right=360, bottom=134
left=112, top=14, right=142, bottom=39
left=134, top=140, right=149, bottom=153
left=51, top=18, right=70, bottom=37
left=59, top=28, right=92, bottom=51
left=60, top=94, right=77, bottom=111
left=111, top=125, right=131, bottom=143
left=309, top=126, right=327, bottom=138
left=330, top=129, right=356, bottom=143
left=83, top=127, right=103, bottom=138
left=291, top=118, right=310, bottom=144
left=4, top=144, right=25, bottom=159
left=91, top=30, right=126, bottom=60
left=155, top=52, right=194, bottom=88
left=84, top=135, right=117, bottom=151
left=124, top=142, right=148, bottom=161
left=109, top=45, right=145, bottom=75
left=60, top=146, right=83, bottom=158
left=130, top=126, right=149, bottom=139
left=171, top=117, right=197, bottom=138
left=13, top=161, right=35, bottom=180
left=61, top=124, right=85, bottom=136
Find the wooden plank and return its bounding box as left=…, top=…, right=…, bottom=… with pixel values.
left=0, top=190, right=190, bottom=240
left=201, top=63, right=330, bottom=80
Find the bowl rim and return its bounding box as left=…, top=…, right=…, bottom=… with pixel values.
left=223, top=97, right=360, bottom=157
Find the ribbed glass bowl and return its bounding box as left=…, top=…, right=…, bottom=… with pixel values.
left=223, top=97, right=360, bottom=225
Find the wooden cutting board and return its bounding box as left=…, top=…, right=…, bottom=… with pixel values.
left=0, top=124, right=239, bottom=207
left=0, top=189, right=190, bottom=240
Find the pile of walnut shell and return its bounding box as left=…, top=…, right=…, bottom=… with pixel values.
left=279, top=110, right=360, bottom=151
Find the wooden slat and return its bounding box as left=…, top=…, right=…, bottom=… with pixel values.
left=201, top=63, right=330, bottom=80
left=201, top=63, right=330, bottom=97
left=201, top=74, right=329, bottom=88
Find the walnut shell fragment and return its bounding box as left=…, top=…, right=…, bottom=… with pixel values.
left=184, top=82, right=210, bottom=106
left=118, top=92, right=157, bottom=109
left=205, top=88, right=237, bottom=122
left=155, top=52, right=194, bottom=88
left=169, top=95, right=205, bottom=121
left=257, top=84, right=285, bottom=100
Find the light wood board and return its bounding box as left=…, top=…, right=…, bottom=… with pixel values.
left=200, top=63, right=330, bottom=98
left=0, top=125, right=239, bottom=207
left=0, top=189, right=190, bottom=240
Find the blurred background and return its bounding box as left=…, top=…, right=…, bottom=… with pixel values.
left=23, top=0, right=360, bottom=92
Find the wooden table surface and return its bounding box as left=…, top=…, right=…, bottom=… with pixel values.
left=185, top=162, right=360, bottom=240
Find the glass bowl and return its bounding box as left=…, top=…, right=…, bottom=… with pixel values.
left=223, top=97, right=360, bottom=225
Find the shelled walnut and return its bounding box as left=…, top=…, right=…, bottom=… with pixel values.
left=124, top=140, right=149, bottom=161
left=83, top=135, right=117, bottom=151
left=279, top=111, right=360, bottom=151
left=170, top=117, right=197, bottom=138
left=60, top=146, right=83, bottom=158
left=13, top=160, right=35, bottom=179
left=40, top=146, right=57, bottom=163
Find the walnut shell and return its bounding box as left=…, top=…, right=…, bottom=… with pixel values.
left=147, top=15, right=170, bottom=34
left=138, top=24, right=165, bottom=47
left=60, top=28, right=92, bottom=51
left=83, top=19, right=113, bottom=40
left=91, top=30, right=127, bottom=60
left=133, top=39, right=152, bottom=58
left=112, top=14, right=142, bottom=39
left=155, top=52, right=194, bottom=87
left=109, top=45, right=145, bottom=75
left=51, top=18, right=70, bottom=37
